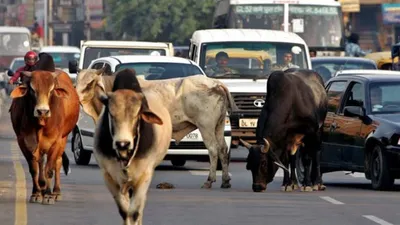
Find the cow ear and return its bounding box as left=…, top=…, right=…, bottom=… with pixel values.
left=140, top=99, right=163, bottom=125
left=261, top=138, right=270, bottom=153
left=54, top=87, right=69, bottom=98
left=10, top=85, right=28, bottom=98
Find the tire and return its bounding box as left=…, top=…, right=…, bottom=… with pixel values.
left=72, top=131, right=92, bottom=165
left=370, top=145, right=394, bottom=190
left=171, top=158, right=186, bottom=167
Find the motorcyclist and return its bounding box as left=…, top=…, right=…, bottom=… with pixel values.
left=8, top=51, right=38, bottom=85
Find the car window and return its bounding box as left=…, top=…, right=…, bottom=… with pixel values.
left=312, top=61, right=376, bottom=78
left=342, top=82, right=364, bottom=111
left=370, top=82, right=400, bottom=114
left=115, top=62, right=204, bottom=80
left=326, top=81, right=347, bottom=113
left=91, top=62, right=104, bottom=70
left=11, top=59, right=25, bottom=71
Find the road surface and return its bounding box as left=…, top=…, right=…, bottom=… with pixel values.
left=1, top=104, right=400, bottom=225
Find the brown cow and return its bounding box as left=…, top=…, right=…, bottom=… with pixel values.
left=94, top=70, right=172, bottom=224
left=9, top=69, right=79, bottom=204
left=76, top=68, right=234, bottom=189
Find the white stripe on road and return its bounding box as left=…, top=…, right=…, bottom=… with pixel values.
left=319, top=196, right=345, bottom=205
left=189, top=171, right=232, bottom=176
left=363, top=215, right=393, bottom=225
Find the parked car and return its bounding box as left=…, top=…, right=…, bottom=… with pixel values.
left=72, top=55, right=232, bottom=168
left=312, top=70, right=400, bottom=190
left=311, top=57, right=377, bottom=83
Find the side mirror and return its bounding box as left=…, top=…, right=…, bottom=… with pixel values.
left=7, top=70, right=14, bottom=76
left=344, top=106, right=365, bottom=118
left=68, top=60, right=78, bottom=74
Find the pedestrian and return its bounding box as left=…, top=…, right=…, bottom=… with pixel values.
left=345, top=33, right=371, bottom=57
left=8, top=51, right=38, bottom=85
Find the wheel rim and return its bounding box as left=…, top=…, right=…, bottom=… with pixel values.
left=73, top=133, right=82, bottom=160
left=372, top=152, right=381, bottom=181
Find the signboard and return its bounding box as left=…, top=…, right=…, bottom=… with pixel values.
left=234, top=5, right=284, bottom=15
left=339, top=0, right=360, bottom=13
left=382, top=3, right=400, bottom=25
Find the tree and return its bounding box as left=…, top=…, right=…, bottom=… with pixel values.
left=105, top=0, right=215, bottom=45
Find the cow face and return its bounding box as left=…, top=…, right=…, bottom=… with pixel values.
left=240, top=138, right=288, bottom=192
left=99, top=89, right=163, bottom=164
left=10, top=71, right=69, bottom=122
left=76, top=67, right=106, bottom=104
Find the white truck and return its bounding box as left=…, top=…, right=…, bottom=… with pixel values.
left=189, top=28, right=312, bottom=147
left=68, top=40, right=174, bottom=74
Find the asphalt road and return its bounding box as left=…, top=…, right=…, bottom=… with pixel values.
left=1, top=104, right=400, bottom=225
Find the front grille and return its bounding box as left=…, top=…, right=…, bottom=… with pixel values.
left=169, top=142, right=207, bottom=149
left=232, top=93, right=265, bottom=110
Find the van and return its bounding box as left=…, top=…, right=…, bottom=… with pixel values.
left=189, top=29, right=311, bottom=147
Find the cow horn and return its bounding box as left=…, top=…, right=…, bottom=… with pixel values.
left=262, top=138, right=270, bottom=153
left=96, top=66, right=106, bottom=75
left=239, top=139, right=252, bottom=150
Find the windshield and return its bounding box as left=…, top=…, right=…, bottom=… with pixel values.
left=370, top=82, right=400, bottom=114
left=0, top=33, right=30, bottom=56
left=46, top=52, right=80, bottom=69
left=83, top=47, right=167, bottom=69
left=313, top=61, right=377, bottom=83
left=288, top=5, right=343, bottom=48
left=116, top=62, right=203, bottom=80
left=229, top=4, right=284, bottom=30
left=11, top=59, right=25, bottom=71
left=201, top=42, right=308, bottom=79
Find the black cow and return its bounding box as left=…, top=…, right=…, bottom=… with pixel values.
left=240, top=68, right=328, bottom=192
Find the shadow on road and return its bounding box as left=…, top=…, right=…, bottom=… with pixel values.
left=325, top=182, right=400, bottom=192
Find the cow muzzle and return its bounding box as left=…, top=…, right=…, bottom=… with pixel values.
left=34, top=105, right=51, bottom=121
left=252, top=183, right=267, bottom=192
left=114, top=140, right=131, bottom=159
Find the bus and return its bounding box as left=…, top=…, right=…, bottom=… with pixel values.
left=212, top=0, right=345, bottom=56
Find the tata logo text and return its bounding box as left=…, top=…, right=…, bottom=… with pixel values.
left=253, top=99, right=265, bottom=108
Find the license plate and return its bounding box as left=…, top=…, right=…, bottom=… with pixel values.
left=185, top=133, right=199, bottom=140
left=239, top=118, right=258, bottom=128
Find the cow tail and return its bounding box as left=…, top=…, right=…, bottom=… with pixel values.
left=219, top=84, right=235, bottom=114
left=62, top=152, right=70, bottom=176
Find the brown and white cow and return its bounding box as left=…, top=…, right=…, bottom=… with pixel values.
left=94, top=69, right=172, bottom=225
left=76, top=68, right=234, bottom=189
left=9, top=69, right=80, bottom=204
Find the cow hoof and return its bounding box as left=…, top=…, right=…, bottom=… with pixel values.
left=201, top=182, right=212, bottom=189
left=301, top=186, right=313, bottom=192
left=220, top=182, right=231, bottom=189
left=313, top=184, right=326, bottom=191
left=29, top=194, right=42, bottom=203
left=54, top=194, right=62, bottom=201
left=42, top=195, right=55, bottom=205
left=281, top=185, right=293, bottom=192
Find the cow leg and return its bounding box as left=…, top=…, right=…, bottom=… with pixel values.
left=38, top=155, right=46, bottom=192
left=17, top=139, right=42, bottom=203
left=199, top=128, right=219, bottom=189
left=300, top=152, right=313, bottom=192
left=102, top=170, right=129, bottom=223
left=281, top=154, right=293, bottom=192
left=215, top=119, right=231, bottom=188
left=42, top=141, right=63, bottom=205
left=52, top=137, right=68, bottom=201
left=312, top=150, right=326, bottom=191
left=290, top=154, right=299, bottom=190
left=125, top=170, right=153, bottom=225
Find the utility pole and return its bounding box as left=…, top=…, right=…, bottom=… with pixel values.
left=44, top=0, right=48, bottom=45
left=49, top=0, right=53, bottom=45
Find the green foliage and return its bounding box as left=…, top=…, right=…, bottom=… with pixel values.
left=105, top=0, right=215, bottom=45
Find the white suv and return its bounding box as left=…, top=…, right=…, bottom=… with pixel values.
left=72, top=55, right=232, bottom=167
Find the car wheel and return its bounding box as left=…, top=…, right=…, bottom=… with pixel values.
left=72, top=131, right=92, bottom=165
left=370, top=145, right=394, bottom=190
left=171, top=158, right=186, bottom=167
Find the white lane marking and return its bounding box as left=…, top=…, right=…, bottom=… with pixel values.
left=363, top=215, right=393, bottom=225
left=189, top=171, right=232, bottom=176
left=319, top=196, right=345, bottom=205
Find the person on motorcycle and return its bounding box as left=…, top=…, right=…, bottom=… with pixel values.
left=8, top=51, right=38, bottom=84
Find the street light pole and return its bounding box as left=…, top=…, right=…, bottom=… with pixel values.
left=44, top=0, right=48, bottom=45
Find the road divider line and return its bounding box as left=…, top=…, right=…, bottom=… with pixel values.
left=189, top=171, right=232, bottom=176
left=11, top=142, right=27, bottom=225
left=363, top=215, right=393, bottom=225
left=319, top=196, right=344, bottom=205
